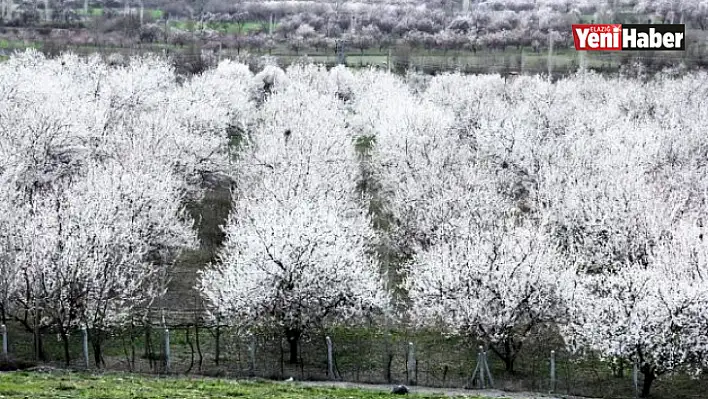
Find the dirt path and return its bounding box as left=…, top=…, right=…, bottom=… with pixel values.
left=292, top=380, right=593, bottom=399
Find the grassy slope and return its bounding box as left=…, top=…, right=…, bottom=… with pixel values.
left=0, top=372, right=484, bottom=399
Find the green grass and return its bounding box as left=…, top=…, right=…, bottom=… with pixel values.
left=76, top=7, right=104, bottom=16
left=0, top=371, right=483, bottom=399
left=148, top=9, right=163, bottom=19
left=0, top=39, right=41, bottom=49
left=75, top=6, right=161, bottom=18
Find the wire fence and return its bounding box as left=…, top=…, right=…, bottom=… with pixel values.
left=0, top=315, right=707, bottom=399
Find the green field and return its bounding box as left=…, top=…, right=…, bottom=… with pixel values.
left=0, top=371, right=480, bottom=399
left=76, top=7, right=162, bottom=18
left=76, top=7, right=104, bottom=16
left=0, top=39, right=40, bottom=49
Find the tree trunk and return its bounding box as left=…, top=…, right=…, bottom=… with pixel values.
left=91, top=331, right=104, bottom=368
left=195, top=321, right=203, bottom=371
left=33, top=311, right=46, bottom=361
left=490, top=338, right=518, bottom=373
left=503, top=338, right=515, bottom=372
left=144, top=324, right=152, bottom=368
left=60, top=331, right=71, bottom=366
left=130, top=325, right=135, bottom=370
left=385, top=352, right=393, bottom=383
left=285, top=328, right=301, bottom=364
left=185, top=326, right=194, bottom=373
left=35, top=332, right=45, bottom=361
left=641, top=369, right=655, bottom=398
left=214, top=324, right=220, bottom=366
left=503, top=356, right=514, bottom=373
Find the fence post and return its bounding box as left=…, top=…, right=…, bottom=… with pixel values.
left=407, top=342, right=417, bottom=386
left=1, top=324, right=7, bottom=359
left=326, top=336, right=335, bottom=380
left=550, top=350, right=556, bottom=393
left=164, top=328, right=171, bottom=373
left=478, top=346, right=486, bottom=389
left=81, top=325, right=89, bottom=368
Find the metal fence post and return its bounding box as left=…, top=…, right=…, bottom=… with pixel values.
left=326, top=336, right=335, bottom=380
left=164, top=328, right=171, bottom=373
left=550, top=350, right=556, bottom=393
left=478, top=346, right=486, bottom=389
left=407, top=342, right=417, bottom=386
left=82, top=325, right=89, bottom=368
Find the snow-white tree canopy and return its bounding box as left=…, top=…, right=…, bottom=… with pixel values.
left=563, top=219, right=708, bottom=382
left=198, top=76, right=391, bottom=341
left=3, top=49, right=708, bottom=394
left=0, top=51, right=255, bottom=352
left=8, top=159, right=196, bottom=329
left=404, top=219, right=570, bottom=340
left=199, top=195, right=389, bottom=331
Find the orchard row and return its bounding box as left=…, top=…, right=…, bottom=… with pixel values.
left=1, top=50, right=707, bottom=397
